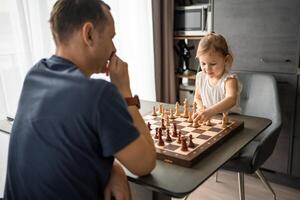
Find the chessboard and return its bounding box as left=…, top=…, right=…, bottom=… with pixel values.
left=143, top=104, right=244, bottom=167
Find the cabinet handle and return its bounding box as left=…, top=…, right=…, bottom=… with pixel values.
left=259, top=58, right=292, bottom=63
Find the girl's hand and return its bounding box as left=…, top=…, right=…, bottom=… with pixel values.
left=193, top=108, right=215, bottom=124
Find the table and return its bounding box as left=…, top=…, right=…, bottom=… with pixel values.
left=126, top=100, right=272, bottom=200
left=0, top=101, right=272, bottom=200
left=0, top=127, right=10, bottom=198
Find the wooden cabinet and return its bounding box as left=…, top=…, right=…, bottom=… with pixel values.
left=214, top=0, right=300, bottom=74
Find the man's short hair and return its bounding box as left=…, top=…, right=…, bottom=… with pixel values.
left=49, top=0, right=110, bottom=45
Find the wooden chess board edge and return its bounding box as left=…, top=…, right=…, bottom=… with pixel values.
left=189, top=120, right=244, bottom=166
left=156, top=120, right=244, bottom=167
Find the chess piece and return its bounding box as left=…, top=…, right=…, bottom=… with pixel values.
left=172, top=123, right=178, bottom=137
left=181, top=99, right=189, bottom=118
left=158, top=128, right=163, bottom=136
left=187, top=112, right=193, bottom=123
left=161, top=107, right=165, bottom=117
left=173, top=122, right=177, bottom=131
left=169, top=108, right=175, bottom=119
left=159, top=104, right=163, bottom=114
left=165, top=116, right=170, bottom=127
left=222, top=112, right=228, bottom=128
left=192, top=121, right=199, bottom=128
left=205, top=119, right=212, bottom=126
left=181, top=136, right=188, bottom=151
left=175, top=102, right=180, bottom=116
left=172, top=129, right=177, bottom=138
left=161, top=118, right=166, bottom=130
left=147, top=122, right=152, bottom=130
left=158, top=133, right=164, bottom=146
left=154, top=128, right=159, bottom=139
left=184, top=98, right=189, bottom=109
left=188, top=134, right=195, bottom=148
left=192, top=102, right=197, bottom=115
left=177, top=131, right=182, bottom=144
left=183, top=98, right=188, bottom=106
left=166, top=129, right=172, bottom=142
left=152, top=106, right=157, bottom=116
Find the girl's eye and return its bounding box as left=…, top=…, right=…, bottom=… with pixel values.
left=201, top=63, right=206, bottom=66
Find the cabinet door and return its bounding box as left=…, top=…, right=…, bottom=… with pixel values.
left=292, top=138, right=300, bottom=177
left=262, top=74, right=297, bottom=173
left=294, top=77, right=300, bottom=138
left=292, top=77, right=300, bottom=177
left=214, top=0, right=300, bottom=74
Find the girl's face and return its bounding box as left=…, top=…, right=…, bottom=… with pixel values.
left=198, top=50, right=229, bottom=79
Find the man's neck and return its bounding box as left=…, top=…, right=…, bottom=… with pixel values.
left=55, top=46, right=91, bottom=77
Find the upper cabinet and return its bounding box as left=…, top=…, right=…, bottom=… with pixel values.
left=214, top=0, right=300, bottom=74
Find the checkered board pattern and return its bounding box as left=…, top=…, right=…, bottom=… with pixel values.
left=143, top=113, right=244, bottom=167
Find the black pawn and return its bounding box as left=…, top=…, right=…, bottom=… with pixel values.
left=166, top=129, right=172, bottom=142
left=177, top=132, right=182, bottom=144
left=158, top=133, right=164, bottom=146
left=188, top=134, right=195, bottom=148
left=154, top=128, right=159, bottom=139
left=147, top=122, right=152, bottom=130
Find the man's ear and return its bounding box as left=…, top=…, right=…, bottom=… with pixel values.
left=82, top=22, right=94, bottom=47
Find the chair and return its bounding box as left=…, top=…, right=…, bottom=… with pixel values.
left=220, top=72, right=282, bottom=200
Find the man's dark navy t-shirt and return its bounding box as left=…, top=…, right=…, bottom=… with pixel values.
left=4, top=55, right=139, bottom=200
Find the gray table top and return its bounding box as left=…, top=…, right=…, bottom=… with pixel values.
left=125, top=100, right=272, bottom=198
left=0, top=119, right=12, bottom=135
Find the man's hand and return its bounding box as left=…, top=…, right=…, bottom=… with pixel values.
left=104, top=162, right=132, bottom=200
left=109, top=55, right=132, bottom=97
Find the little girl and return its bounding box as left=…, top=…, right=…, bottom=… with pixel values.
left=193, top=32, right=242, bottom=123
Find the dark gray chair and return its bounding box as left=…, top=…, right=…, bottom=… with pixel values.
left=219, top=72, right=282, bottom=200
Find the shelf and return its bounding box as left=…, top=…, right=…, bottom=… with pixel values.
left=174, top=36, right=204, bottom=40
left=176, top=74, right=196, bottom=79
left=179, top=84, right=195, bottom=91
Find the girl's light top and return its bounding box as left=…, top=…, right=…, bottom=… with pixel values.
left=195, top=71, right=242, bottom=114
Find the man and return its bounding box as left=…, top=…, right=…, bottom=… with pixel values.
left=4, top=0, right=156, bottom=199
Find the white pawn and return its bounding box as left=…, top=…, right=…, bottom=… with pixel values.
left=152, top=106, right=157, bottom=116
left=175, top=102, right=180, bottom=116
left=192, top=121, right=199, bottom=128
left=192, top=102, right=197, bottom=115
left=181, top=103, right=189, bottom=118
left=165, top=116, right=170, bottom=127
left=169, top=108, right=175, bottom=119
left=159, top=104, right=163, bottom=114
left=187, top=112, right=193, bottom=123
left=222, top=112, right=228, bottom=128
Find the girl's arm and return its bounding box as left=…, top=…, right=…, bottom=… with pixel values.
left=210, top=77, right=238, bottom=113
left=194, top=77, right=238, bottom=123
left=193, top=81, right=204, bottom=110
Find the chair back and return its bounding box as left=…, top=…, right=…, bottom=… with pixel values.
left=236, top=72, right=282, bottom=169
